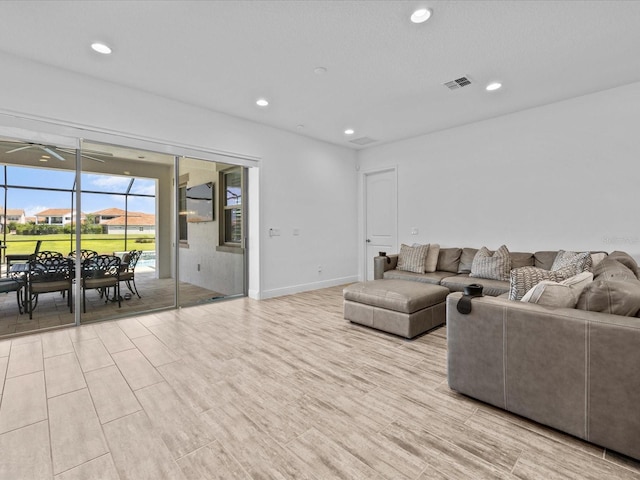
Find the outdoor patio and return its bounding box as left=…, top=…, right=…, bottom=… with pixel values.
left=0, top=269, right=224, bottom=337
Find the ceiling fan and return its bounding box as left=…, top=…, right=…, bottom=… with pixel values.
left=4, top=142, right=112, bottom=163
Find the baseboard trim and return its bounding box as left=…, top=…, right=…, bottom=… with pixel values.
left=259, top=276, right=358, bottom=300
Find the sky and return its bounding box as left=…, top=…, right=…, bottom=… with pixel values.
left=1, top=165, right=156, bottom=217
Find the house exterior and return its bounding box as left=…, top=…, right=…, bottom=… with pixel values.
left=34, top=208, right=86, bottom=225
left=91, top=207, right=148, bottom=224
left=101, top=213, right=156, bottom=235
left=0, top=207, right=26, bottom=225
left=0, top=207, right=26, bottom=232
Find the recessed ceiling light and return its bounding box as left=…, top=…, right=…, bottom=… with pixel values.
left=314, top=67, right=327, bottom=75
left=344, top=129, right=355, bottom=135
left=41, top=155, right=50, bottom=159
left=123, top=171, right=131, bottom=175
left=39, top=158, right=48, bottom=162
left=91, top=42, right=112, bottom=55
left=256, top=98, right=269, bottom=107
left=486, top=82, right=502, bottom=91
left=410, top=8, right=432, bottom=24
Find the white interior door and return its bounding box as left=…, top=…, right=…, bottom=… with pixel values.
left=364, top=168, right=397, bottom=280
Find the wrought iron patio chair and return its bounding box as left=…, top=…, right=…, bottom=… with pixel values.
left=119, top=249, right=142, bottom=298
left=82, top=254, right=121, bottom=313
left=27, top=256, right=73, bottom=319
left=68, top=249, right=99, bottom=262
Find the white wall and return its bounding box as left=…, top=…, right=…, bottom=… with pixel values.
left=0, top=51, right=359, bottom=298
left=357, top=81, right=640, bottom=272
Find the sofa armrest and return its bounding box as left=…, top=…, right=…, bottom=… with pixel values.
left=373, top=254, right=398, bottom=280
left=446, top=293, right=640, bottom=460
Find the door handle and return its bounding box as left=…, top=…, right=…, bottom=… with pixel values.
left=366, top=239, right=371, bottom=243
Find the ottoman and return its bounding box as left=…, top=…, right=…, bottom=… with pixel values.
left=343, top=279, right=449, bottom=338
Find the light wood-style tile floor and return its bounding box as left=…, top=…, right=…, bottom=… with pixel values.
left=0, top=285, right=639, bottom=479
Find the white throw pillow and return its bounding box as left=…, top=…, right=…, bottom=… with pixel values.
left=521, top=271, right=594, bottom=308
left=425, top=243, right=440, bottom=273
left=591, top=252, right=607, bottom=268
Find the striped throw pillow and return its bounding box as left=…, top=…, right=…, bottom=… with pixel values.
left=470, top=245, right=512, bottom=281
left=397, top=243, right=429, bottom=274
left=509, top=265, right=579, bottom=301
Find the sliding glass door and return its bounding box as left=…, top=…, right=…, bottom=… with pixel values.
left=0, top=138, right=78, bottom=334
left=177, top=157, right=246, bottom=307
left=79, top=141, right=176, bottom=324
left=0, top=136, right=247, bottom=338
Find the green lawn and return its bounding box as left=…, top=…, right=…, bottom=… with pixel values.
left=1, top=234, right=155, bottom=256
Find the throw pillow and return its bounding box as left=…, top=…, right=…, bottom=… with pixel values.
left=425, top=243, right=440, bottom=273
left=607, top=251, right=640, bottom=277
left=458, top=247, right=478, bottom=274
left=470, top=245, right=511, bottom=281
left=551, top=250, right=593, bottom=273
left=577, top=278, right=640, bottom=316
left=436, top=248, right=462, bottom=273
left=397, top=243, right=429, bottom=274
left=590, top=252, right=607, bottom=269
left=593, top=257, right=637, bottom=281
left=509, top=265, right=579, bottom=301
left=520, top=271, right=594, bottom=308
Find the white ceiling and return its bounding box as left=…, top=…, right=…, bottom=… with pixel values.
left=1, top=0, right=639, bottom=149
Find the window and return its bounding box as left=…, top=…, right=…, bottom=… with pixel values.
left=220, top=167, right=243, bottom=248
left=178, top=183, right=188, bottom=243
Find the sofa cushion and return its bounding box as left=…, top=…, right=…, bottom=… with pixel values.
left=577, top=278, right=640, bottom=316
left=509, top=265, right=579, bottom=301
left=593, top=257, right=637, bottom=281
left=534, top=251, right=559, bottom=270
left=458, top=247, right=478, bottom=274
left=383, top=270, right=450, bottom=285
left=606, top=251, right=639, bottom=277
left=551, top=250, right=593, bottom=273
left=440, top=274, right=510, bottom=297
left=520, top=271, right=594, bottom=308
left=425, top=243, right=440, bottom=273
left=397, top=243, right=429, bottom=273
left=511, top=252, right=535, bottom=269
left=471, top=245, right=511, bottom=281
left=437, top=248, right=462, bottom=273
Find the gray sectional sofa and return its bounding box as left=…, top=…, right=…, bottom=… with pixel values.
left=373, top=246, right=640, bottom=461
left=374, top=247, right=566, bottom=296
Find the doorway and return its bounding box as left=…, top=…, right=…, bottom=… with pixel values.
left=363, top=168, right=397, bottom=280
left=0, top=136, right=249, bottom=338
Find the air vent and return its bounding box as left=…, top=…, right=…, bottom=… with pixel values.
left=349, top=136, right=377, bottom=146
left=443, top=76, right=472, bottom=90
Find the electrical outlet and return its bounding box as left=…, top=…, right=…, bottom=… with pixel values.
left=411, top=227, right=419, bottom=235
